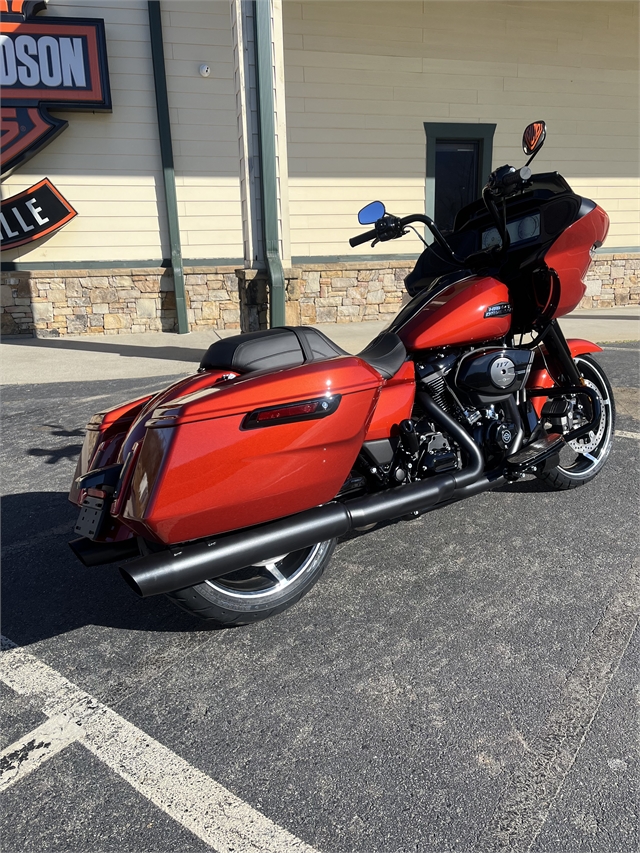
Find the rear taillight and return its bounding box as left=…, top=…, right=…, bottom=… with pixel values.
left=243, top=395, right=341, bottom=429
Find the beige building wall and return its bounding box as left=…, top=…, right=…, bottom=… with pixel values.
left=283, top=0, right=639, bottom=258
left=1, top=0, right=244, bottom=266
left=161, top=0, right=243, bottom=262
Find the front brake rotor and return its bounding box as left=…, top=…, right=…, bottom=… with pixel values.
left=568, top=378, right=606, bottom=454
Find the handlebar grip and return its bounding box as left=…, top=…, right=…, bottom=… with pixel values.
left=349, top=228, right=377, bottom=247
left=502, top=166, right=532, bottom=187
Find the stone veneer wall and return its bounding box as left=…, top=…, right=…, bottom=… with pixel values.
left=582, top=253, right=640, bottom=308
left=285, top=261, right=415, bottom=326
left=0, top=267, right=241, bottom=337
left=1, top=254, right=637, bottom=337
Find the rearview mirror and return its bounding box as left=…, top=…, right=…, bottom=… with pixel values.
left=358, top=201, right=385, bottom=225
left=522, top=121, right=546, bottom=157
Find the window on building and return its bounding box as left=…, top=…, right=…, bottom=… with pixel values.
left=424, top=123, right=496, bottom=233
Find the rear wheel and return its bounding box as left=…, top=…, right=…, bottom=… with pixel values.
left=535, top=355, right=615, bottom=490
left=165, top=539, right=336, bottom=625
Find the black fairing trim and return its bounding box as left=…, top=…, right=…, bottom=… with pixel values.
left=402, top=173, right=597, bottom=312
left=388, top=271, right=474, bottom=334
left=578, top=197, right=597, bottom=218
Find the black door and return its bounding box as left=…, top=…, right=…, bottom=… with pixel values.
left=434, top=140, right=480, bottom=232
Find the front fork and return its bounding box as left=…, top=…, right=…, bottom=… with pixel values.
left=524, top=319, right=603, bottom=443
left=537, top=319, right=584, bottom=386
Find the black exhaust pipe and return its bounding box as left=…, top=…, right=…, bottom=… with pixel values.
left=120, top=397, right=485, bottom=598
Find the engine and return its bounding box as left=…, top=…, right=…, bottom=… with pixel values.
left=415, top=348, right=526, bottom=464
left=349, top=346, right=529, bottom=494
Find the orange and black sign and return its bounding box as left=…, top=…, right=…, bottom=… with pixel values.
left=1, top=0, right=111, bottom=175
left=0, top=0, right=110, bottom=250
left=0, top=177, right=76, bottom=248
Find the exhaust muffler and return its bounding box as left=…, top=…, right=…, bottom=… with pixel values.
left=120, top=395, right=485, bottom=598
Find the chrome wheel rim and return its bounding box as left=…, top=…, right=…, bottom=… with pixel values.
left=203, top=543, right=324, bottom=603
left=555, top=357, right=613, bottom=477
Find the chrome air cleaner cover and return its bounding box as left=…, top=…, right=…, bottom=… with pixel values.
left=490, top=356, right=516, bottom=388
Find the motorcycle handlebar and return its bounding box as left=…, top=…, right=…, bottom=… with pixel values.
left=349, top=213, right=464, bottom=264
left=349, top=228, right=378, bottom=248
left=501, top=165, right=532, bottom=189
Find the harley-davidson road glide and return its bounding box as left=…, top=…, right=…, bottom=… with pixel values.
left=69, top=122, right=615, bottom=626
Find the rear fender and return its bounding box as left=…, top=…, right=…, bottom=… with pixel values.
left=527, top=338, right=603, bottom=415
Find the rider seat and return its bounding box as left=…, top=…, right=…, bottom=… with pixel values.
left=199, top=326, right=406, bottom=380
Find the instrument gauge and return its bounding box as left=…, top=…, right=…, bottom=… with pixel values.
left=517, top=215, right=539, bottom=241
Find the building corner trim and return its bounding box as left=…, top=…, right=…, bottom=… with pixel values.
left=254, top=0, right=285, bottom=328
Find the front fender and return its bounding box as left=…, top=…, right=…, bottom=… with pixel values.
left=566, top=338, right=604, bottom=358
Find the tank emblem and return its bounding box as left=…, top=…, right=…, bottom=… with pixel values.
left=484, top=302, right=512, bottom=318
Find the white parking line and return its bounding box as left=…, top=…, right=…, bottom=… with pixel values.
left=0, top=636, right=318, bottom=853
left=0, top=713, right=85, bottom=792
left=616, top=430, right=640, bottom=440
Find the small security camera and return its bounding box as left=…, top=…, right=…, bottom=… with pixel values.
left=199, top=64, right=211, bottom=78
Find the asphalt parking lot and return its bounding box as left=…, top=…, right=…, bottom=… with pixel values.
left=1, top=337, right=638, bottom=853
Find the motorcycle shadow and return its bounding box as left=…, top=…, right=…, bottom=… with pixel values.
left=337, top=476, right=547, bottom=544
left=494, top=476, right=556, bottom=493
left=2, top=479, right=549, bottom=645
left=1, top=491, right=216, bottom=646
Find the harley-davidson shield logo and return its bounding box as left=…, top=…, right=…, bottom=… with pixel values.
left=0, top=1, right=110, bottom=251
left=0, top=0, right=111, bottom=175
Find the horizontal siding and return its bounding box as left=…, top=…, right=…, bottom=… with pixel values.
left=3, top=0, right=243, bottom=266
left=3, top=0, right=636, bottom=271
left=161, top=1, right=242, bottom=256
left=288, top=177, right=425, bottom=257
left=2, top=0, right=165, bottom=264
left=284, top=0, right=639, bottom=255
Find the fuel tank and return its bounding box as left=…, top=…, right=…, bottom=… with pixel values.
left=394, top=275, right=512, bottom=351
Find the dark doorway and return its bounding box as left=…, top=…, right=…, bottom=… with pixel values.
left=423, top=123, right=496, bottom=236
left=434, top=140, right=480, bottom=232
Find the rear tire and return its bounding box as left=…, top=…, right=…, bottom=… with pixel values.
left=535, top=355, right=615, bottom=490
left=165, top=539, right=336, bottom=625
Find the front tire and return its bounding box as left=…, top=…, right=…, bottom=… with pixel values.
left=535, top=355, right=615, bottom=490
left=165, top=539, right=336, bottom=625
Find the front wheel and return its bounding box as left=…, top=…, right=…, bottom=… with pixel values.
left=535, top=355, right=615, bottom=490
left=165, top=539, right=336, bottom=625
